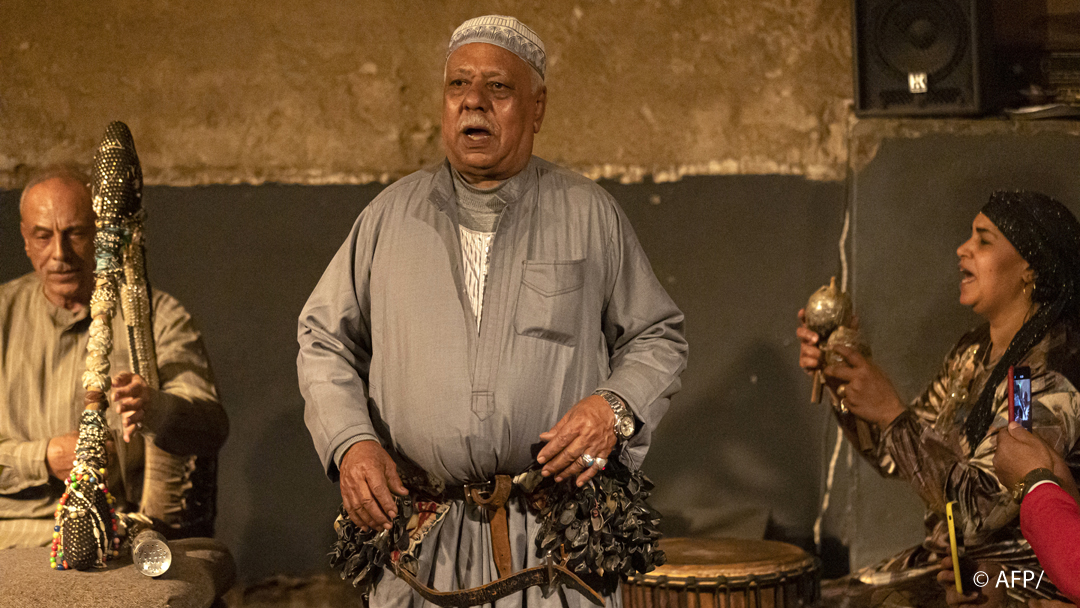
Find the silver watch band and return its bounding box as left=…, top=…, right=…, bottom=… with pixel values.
left=594, top=388, right=624, bottom=411
left=594, top=389, right=634, bottom=440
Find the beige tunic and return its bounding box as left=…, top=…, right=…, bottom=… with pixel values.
left=0, top=273, right=226, bottom=548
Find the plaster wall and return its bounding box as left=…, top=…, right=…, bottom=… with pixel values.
left=1, top=0, right=852, bottom=187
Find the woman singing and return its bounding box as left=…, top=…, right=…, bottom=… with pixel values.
left=798, top=191, right=1080, bottom=606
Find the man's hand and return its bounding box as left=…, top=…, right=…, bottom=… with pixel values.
left=994, top=422, right=1080, bottom=503
left=994, top=422, right=1054, bottom=491
left=111, top=371, right=154, bottom=442
left=339, top=440, right=408, bottom=531
left=537, top=394, right=616, bottom=487
left=822, top=345, right=906, bottom=427
left=46, top=431, right=78, bottom=480
left=47, top=430, right=116, bottom=480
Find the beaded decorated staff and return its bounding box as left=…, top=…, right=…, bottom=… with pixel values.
left=51, top=121, right=154, bottom=571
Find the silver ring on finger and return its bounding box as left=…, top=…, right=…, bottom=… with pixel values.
left=839, top=398, right=850, bottom=414
left=836, top=384, right=847, bottom=398
left=593, top=457, right=607, bottom=470
left=580, top=454, right=595, bottom=468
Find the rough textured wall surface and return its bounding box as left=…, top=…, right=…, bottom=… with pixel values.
left=850, top=117, right=1080, bottom=174
left=0, top=0, right=852, bottom=187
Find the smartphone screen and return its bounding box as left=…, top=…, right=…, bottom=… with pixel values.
left=1012, top=366, right=1032, bottom=431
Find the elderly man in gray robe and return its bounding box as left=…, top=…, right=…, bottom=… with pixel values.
left=298, top=15, right=687, bottom=608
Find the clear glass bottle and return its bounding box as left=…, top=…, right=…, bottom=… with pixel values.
left=131, top=529, right=172, bottom=577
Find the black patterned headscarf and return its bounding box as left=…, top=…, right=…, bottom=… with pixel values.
left=964, top=190, right=1080, bottom=452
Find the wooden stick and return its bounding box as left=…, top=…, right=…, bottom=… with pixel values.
left=855, top=420, right=874, bottom=452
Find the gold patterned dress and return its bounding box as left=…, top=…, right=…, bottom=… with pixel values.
left=825, top=318, right=1080, bottom=606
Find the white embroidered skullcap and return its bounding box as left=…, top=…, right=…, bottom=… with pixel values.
left=447, top=15, right=546, bottom=79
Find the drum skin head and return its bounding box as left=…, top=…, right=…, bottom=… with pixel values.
left=645, top=538, right=814, bottom=579
left=625, top=538, right=820, bottom=608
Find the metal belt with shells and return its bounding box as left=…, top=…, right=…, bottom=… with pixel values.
left=329, top=454, right=665, bottom=606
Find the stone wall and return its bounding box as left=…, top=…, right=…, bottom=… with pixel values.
left=1, top=0, right=852, bottom=187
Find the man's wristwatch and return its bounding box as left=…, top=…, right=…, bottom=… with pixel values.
left=594, top=389, right=635, bottom=442
left=1011, top=467, right=1060, bottom=504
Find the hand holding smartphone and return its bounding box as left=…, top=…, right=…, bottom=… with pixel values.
left=1008, top=365, right=1033, bottom=431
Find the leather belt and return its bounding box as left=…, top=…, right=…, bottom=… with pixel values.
left=466, top=475, right=514, bottom=579
left=400, top=474, right=604, bottom=607
left=395, top=555, right=603, bottom=607
left=440, top=479, right=505, bottom=501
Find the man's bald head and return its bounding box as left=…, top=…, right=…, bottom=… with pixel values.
left=19, top=166, right=91, bottom=213
left=19, top=167, right=97, bottom=311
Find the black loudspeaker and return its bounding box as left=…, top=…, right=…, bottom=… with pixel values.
left=853, top=0, right=996, bottom=116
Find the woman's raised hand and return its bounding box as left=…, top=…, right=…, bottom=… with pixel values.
left=824, top=345, right=906, bottom=427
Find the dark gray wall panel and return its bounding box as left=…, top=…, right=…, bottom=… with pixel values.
left=0, top=175, right=845, bottom=581
left=607, top=176, right=844, bottom=547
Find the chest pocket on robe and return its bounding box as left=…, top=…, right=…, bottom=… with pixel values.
left=514, top=259, right=586, bottom=346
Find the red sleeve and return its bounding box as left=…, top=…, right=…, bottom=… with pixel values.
left=1021, top=483, right=1080, bottom=604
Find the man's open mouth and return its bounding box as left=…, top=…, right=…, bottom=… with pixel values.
left=464, top=127, right=491, bottom=139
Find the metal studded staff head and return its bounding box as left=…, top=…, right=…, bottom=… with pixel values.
left=91, top=121, right=143, bottom=224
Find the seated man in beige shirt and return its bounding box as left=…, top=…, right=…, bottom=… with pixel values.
left=0, top=166, right=228, bottom=548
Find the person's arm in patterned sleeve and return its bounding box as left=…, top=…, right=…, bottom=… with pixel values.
left=834, top=343, right=957, bottom=481
left=798, top=318, right=977, bottom=482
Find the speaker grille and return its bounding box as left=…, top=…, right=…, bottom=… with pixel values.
left=873, top=0, right=969, bottom=79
